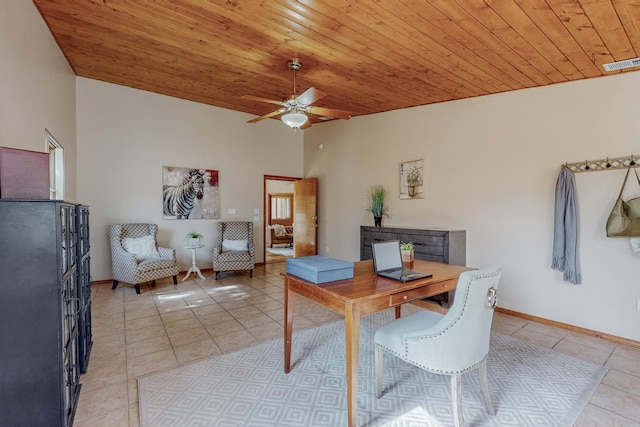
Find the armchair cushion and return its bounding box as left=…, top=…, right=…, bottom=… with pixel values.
left=222, top=239, right=249, bottom=252
left=137, top=258, right=180, bottom=273
left=122, top=235, right=159, bottom=261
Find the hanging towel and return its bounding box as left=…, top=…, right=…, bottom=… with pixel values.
left=551, top=168, right=581, bottom=284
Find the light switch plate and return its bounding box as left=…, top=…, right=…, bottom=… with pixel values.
left=228, top=208, right=236, bottom=215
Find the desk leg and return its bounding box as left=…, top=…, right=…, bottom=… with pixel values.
left=345, top=301, right=360, bottom=427
left=395, top=306, right=402, bottom=319
left=284, top=278, right=294, bottom=374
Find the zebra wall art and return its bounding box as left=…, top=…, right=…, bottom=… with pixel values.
left=162, top=167, right=219, bottom=219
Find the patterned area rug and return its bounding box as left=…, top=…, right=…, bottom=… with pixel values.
left=138, top=306, right=607, bottom=426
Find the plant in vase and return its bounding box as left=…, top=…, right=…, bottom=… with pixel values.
left=405, top=167, right=421, bottom=197
left=186, top=232, right=203, bottom=246
left=366, top=185, right=389, bottom=227
left=400, top=241, right=414, bottom=262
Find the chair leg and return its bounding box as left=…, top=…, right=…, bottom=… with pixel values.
left=172, top=275, right=178, bottom=285
left=375, top=345, right=384, bottom=398
left=135, top=284, right=141, bottom=294
left=249, top=269, right=253, bottom=278
left=112, top=280, right=119, bottom=290
left=215, top=271, right=220, bottom=280
left=451, top=374, right=463, bottom=427
left=479, top=359, right=495, bottom=415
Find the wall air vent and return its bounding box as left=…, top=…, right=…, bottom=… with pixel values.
left=603, top=57, right=640, bottom=72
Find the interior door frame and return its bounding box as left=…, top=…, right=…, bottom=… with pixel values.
left=264, top=175, right=300, bottom=263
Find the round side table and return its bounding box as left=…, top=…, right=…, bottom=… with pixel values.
left=182, top=243, right=205, bottom=281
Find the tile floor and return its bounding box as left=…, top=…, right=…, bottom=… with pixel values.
left=74, top=262, right=640, bottom=426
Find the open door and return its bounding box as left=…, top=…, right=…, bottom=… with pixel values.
left=293, top=178, right=318, bottom=257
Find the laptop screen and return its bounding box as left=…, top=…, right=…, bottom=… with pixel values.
left=372, top=240, right=403, bottom=272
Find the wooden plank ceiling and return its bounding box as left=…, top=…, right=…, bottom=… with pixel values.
left=33, top=0, right=640, bottom=125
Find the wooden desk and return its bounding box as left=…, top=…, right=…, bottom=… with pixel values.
left=283, top=259, right=470, bottom=427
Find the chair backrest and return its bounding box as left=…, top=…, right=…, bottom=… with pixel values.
left=405, top=264, right=502, bottom=373
left=216, top=221, right=253, bottom=245
left=110, top=223, right=158, bottom=247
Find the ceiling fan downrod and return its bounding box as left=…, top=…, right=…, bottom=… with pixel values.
left=288, top=58, right=301, bottom=97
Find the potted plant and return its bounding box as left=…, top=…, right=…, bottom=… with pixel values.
left=186, top=231, right=203, bottom=246
left=366, top=185, right=389, bottom=227
left=405, top=167, right=421, bottom=197
left=400, top=241, right=414, bottom=262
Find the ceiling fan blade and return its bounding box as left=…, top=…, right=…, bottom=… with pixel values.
left=295, top=87, right=326, bottom=106
left=247, top=108, right=286, bottom=123
left=308, top=106, right=352, bottom=120
left=300, top=120, right=312, bottom=129
left=241, top=95, right=285, bottom=106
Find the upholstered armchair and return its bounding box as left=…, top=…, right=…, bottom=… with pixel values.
left=374, top=265, right=502, bottom=427
left=270, top=224, right=293, bottom=247
left=109, top=223, right=180, bottom=294
left=212, top=221, right=255, bottom=279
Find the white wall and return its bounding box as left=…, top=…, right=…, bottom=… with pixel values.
left=305, top=72, right=640, bottom=342
left=0, top=1, right=76, bottom=198
left=6, top=0, right=639, bottom=342
left=76, top=78, right=303, bottom=281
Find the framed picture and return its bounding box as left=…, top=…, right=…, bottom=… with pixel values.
left=400, top=159, right=424, bottom=199
left=162, top=166, right=220, bottom=219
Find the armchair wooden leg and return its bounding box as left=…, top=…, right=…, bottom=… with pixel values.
left=451, top=374, right=463, bottom=427
left=451, top=375, right=464, bottom=427
left=375, top=345, right=384, bottom=398
left=135, top=284, right=141, bottom=294
left=249, top=269, right=253, bottom=278
left=215, top=271, right=220, bottom=280
left=479, top=360, right=495, bottom=415
left=172, top=275, right=178, bottom=285
left=112, top=280, right=119, bottom=290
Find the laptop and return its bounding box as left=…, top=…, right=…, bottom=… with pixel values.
left=371, top=240, right=432, bottom=282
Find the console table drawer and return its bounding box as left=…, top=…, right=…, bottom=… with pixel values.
left=389, top=279, right=455, bottom=306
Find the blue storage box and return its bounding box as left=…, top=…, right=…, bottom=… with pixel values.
left=286, top=256, right=354, bottom=284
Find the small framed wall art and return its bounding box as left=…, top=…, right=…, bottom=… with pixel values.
left=400, top=159, right=424, bottom=199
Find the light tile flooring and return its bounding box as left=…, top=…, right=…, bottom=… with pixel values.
left=75, top=262, right=640, bottom=426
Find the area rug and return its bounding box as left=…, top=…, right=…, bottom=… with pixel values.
left=138, top=307, right=607, bottom=426
left=265, top=247, right=294, bottom=257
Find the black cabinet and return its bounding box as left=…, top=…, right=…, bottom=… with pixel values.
left=0, top=200, right=90, bottom=427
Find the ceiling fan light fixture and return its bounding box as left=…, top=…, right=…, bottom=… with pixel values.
left=281, top=111, right=308, bottom=129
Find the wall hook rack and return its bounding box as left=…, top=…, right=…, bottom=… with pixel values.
left=563, top=155, right=638, bottom=173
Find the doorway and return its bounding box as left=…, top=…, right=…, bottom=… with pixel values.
left=264, top=176, right=297, bottom=264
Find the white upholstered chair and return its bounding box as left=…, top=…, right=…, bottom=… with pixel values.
left=109, top=223, right=180, bottom=294
left=212, top=221, right=255, bottom=280
left=374, top=264, right=502, bottom=427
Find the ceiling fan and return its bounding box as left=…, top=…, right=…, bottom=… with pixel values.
left=242, top=58, right=352, bottom=130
